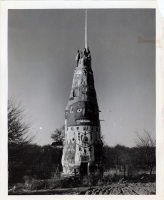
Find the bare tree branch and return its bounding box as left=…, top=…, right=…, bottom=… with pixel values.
left=8, top=98, right=35, bottom=145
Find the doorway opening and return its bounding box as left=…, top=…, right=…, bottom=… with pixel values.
left=80, top=163, right=88, bottom=176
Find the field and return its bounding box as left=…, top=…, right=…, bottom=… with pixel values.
left=8, top=172, right=156, bottom=195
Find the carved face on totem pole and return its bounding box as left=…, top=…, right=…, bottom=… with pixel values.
left=65, top=101, right=99, bottom=126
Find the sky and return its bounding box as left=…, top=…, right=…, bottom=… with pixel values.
left=8, top=9, right=155, bottom=147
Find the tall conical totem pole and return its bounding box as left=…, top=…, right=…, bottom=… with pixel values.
left=62, top=11, right=103, bottom=175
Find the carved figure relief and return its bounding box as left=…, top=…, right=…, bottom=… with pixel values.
left=67, top=101, right=99, bottom=126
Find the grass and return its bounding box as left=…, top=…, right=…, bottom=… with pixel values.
left=8, top=169, right=156, bottom=193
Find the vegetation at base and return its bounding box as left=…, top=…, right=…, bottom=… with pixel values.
left=8, top=98, right=156, bottom=190
left=103, top=143, right=156, bottom=177
left=8, top=173, right=156, bottom=194
left=8, top=142, right=156, bottom=187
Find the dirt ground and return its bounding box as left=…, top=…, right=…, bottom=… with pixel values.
left=9, top=182, right=156, bottom=195
left=8, top=173, right=156, bottom=195
left=78, top=182, right=156, bottom=195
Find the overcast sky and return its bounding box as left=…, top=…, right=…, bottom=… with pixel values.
left=8, top=9, right=155, bottom=147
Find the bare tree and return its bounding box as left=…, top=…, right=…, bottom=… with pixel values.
left=8, top=98, right=35, bottom=182
left=134, top=129, right=156, bottom=148
left=134, top=130, right=156, bottom=175
left=8, top=99, right=35, bottom=145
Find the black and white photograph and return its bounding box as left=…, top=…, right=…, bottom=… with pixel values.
left=0, top=1, right=163, bottom=197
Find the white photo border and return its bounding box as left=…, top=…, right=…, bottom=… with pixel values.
left=0, top=1, right=163, bottom=200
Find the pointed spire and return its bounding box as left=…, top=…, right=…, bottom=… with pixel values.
left=85, top=10, right=87, bottom=49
